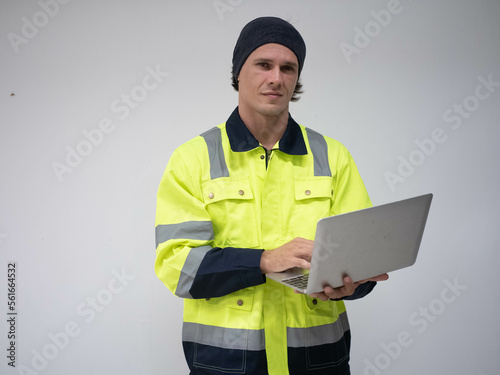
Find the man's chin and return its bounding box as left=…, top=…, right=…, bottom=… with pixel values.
left=257, top=103, right=288, bottom=117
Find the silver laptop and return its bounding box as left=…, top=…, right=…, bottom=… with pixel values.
left=267, top=194, right=433, bottom=294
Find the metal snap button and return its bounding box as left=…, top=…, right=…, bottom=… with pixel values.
left=312, top=299, right=318, bottom=305
left=238, top=190, right=244, bottom=196
left=237, top=299, right=244, bottom=306
left=260, top=155, right=265, bottom=160
left=305, top=190, right=311, bottom=196
left=208, top=193, right=214, bottom=199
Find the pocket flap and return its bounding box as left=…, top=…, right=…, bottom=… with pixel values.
left=294, top=177, right=334, bottom=201
left=205, top=286, right=255, bottom=312
left=305, top=295, right=321, bottom=310
left=202, top=178, right=254, bottom=204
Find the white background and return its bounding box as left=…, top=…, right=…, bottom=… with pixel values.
left=1, top=1, right=499, bottom=374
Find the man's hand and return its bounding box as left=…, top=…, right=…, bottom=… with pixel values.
left=260, top=237, right=313, bottom=274
left=309, top=274, right=389, bottom=301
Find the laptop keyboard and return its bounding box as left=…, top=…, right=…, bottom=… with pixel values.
left=282, top=274, right=309, bottom=290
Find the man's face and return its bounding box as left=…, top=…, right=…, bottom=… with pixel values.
left=237, top=43, right=299, bottom=118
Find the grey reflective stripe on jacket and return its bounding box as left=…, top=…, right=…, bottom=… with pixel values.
left=201, top=126, right=230, bottom=179
left=306, top=128, right=332, bottom=177
left=155, top=220, right=215, bottom=299
left=155, top=221, right=214, bottom=248
left=287, top=311, right=349, bottom=348
left=183, top=322, right=266, bottom=351
left=175, top=245, right=212, bottom=298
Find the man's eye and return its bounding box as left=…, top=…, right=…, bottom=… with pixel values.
left=281, top=66, right=294, bottom=72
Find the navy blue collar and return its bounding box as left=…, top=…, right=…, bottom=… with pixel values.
left=225, top=107, right=307, bottom=155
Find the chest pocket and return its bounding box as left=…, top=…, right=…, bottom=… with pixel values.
left=292, top=177, right=334, bottom=236
left=202, top=177, right=259, bottom=248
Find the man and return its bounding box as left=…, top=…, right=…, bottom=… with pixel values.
left=155, top=17, right=387, bottom=375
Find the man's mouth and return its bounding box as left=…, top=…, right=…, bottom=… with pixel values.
left=262, top=92, right=283, bottom=99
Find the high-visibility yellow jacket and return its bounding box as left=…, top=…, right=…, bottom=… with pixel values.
left=155, top=108, right=375, bottom=375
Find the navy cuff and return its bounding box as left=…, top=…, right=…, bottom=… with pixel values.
left=331, top=281, right=377, bottom=301
left=189, top=247, right=265, bottom=299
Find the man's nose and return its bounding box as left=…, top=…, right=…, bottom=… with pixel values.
left=268, top=66, right=282, bottom=85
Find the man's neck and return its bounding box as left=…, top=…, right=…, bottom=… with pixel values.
left=238, top=106, right=289, bottom=150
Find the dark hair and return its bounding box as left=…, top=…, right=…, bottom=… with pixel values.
left=231, top=75, right=304, bottom=102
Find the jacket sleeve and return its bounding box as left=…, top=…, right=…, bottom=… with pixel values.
left=330, top=145, right=377, bottom=301
left=155, top=149, right=265, bottom=300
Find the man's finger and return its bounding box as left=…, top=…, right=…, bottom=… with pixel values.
left=358, top=273, right=389, bottom=284
left=296, top=258, right=311, bottom=270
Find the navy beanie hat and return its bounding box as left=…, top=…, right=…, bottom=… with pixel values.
left=232, top=17, right=306, bottom=82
